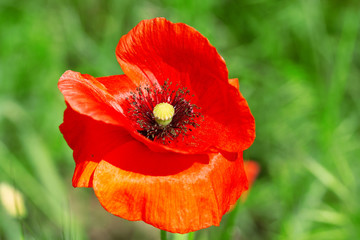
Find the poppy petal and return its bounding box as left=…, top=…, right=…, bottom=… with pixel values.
left=96, top=74, right=138, bottom=102
left=60, top=105, right=132, bottom=187
left=197, top=88, right=255, bottom=153
left=116, top=18, right=228, bottom=87
left=116, top=18, right=255, bottom=154
left=228, top=78, right=239, bottom=90
left=58, top=70, right=134, bottom=126
left=92, top=140, right=248, bottom=233
left=72, top=161, right=98, bottom=188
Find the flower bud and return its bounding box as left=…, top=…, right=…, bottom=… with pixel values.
left=0, top=182, right=27, bottom=218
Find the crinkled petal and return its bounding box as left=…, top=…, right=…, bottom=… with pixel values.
left=228, top=78, right=239, bottom=90
left=116, top=18, right=228, bottom=88
left=72, top=161, right=98, bottom=188
left=58, top=70, right=202, bottom=155
left=59, top=105, right=132, bottom=187
left=96, top=74, right=138, bottom=101
left=93, top=140, right=248, bottom=233
left=197, top=89, right=255, bottom=153
left=116, top=18, right=255, bottom=154
left=58, top=70, right=136, bottom=126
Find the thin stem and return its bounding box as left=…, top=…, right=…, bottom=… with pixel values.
left=20, top=220, right=25, bottom=240
left=161, top=230, right=167, bottom=240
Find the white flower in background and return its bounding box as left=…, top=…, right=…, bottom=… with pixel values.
left=0, top=182, right=27, bottom=218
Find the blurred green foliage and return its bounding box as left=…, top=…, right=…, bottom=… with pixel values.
left=1, top=0, right=360, bottom=239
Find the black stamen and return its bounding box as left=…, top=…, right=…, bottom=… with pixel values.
left=126, top=80, right=202, bottom=144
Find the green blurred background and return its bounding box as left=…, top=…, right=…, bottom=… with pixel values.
left=1, top=0, right=359, bottom=239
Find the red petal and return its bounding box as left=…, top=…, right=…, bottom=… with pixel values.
left=58, top=71, right=136, bottom=126
left=96, top=74, right=138, bottom=100
left=58, top=71, right=178, bottom=155
left=198, top=87, right=255, bottom=153
left=228, top=78, right=239, bottom=90
left=92, top=140, right=248, bottom=233
left=116, top=18, right=228, bottom=87
left=60, top=105, right=132, bottom=187
left=116, top=18, right=255, bottom=154
left=72, top=161, right=98, bottom=188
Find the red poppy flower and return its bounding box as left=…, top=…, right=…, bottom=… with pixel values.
left=59, top=18, right=255, bottom=233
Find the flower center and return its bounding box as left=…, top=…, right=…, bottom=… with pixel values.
left=126, top=80, right=202, bottom=144
left=153, top=102, right=175, bottom=126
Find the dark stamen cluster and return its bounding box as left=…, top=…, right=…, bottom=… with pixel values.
left=126, top=80, right=202, bottom=144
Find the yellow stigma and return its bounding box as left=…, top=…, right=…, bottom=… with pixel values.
left=153, top=102, right=175, bottom=126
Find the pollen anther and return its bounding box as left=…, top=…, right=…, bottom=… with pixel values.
left=153, top=102, right=175, bottom=126
left=127, top=81, right=201, bottom=143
